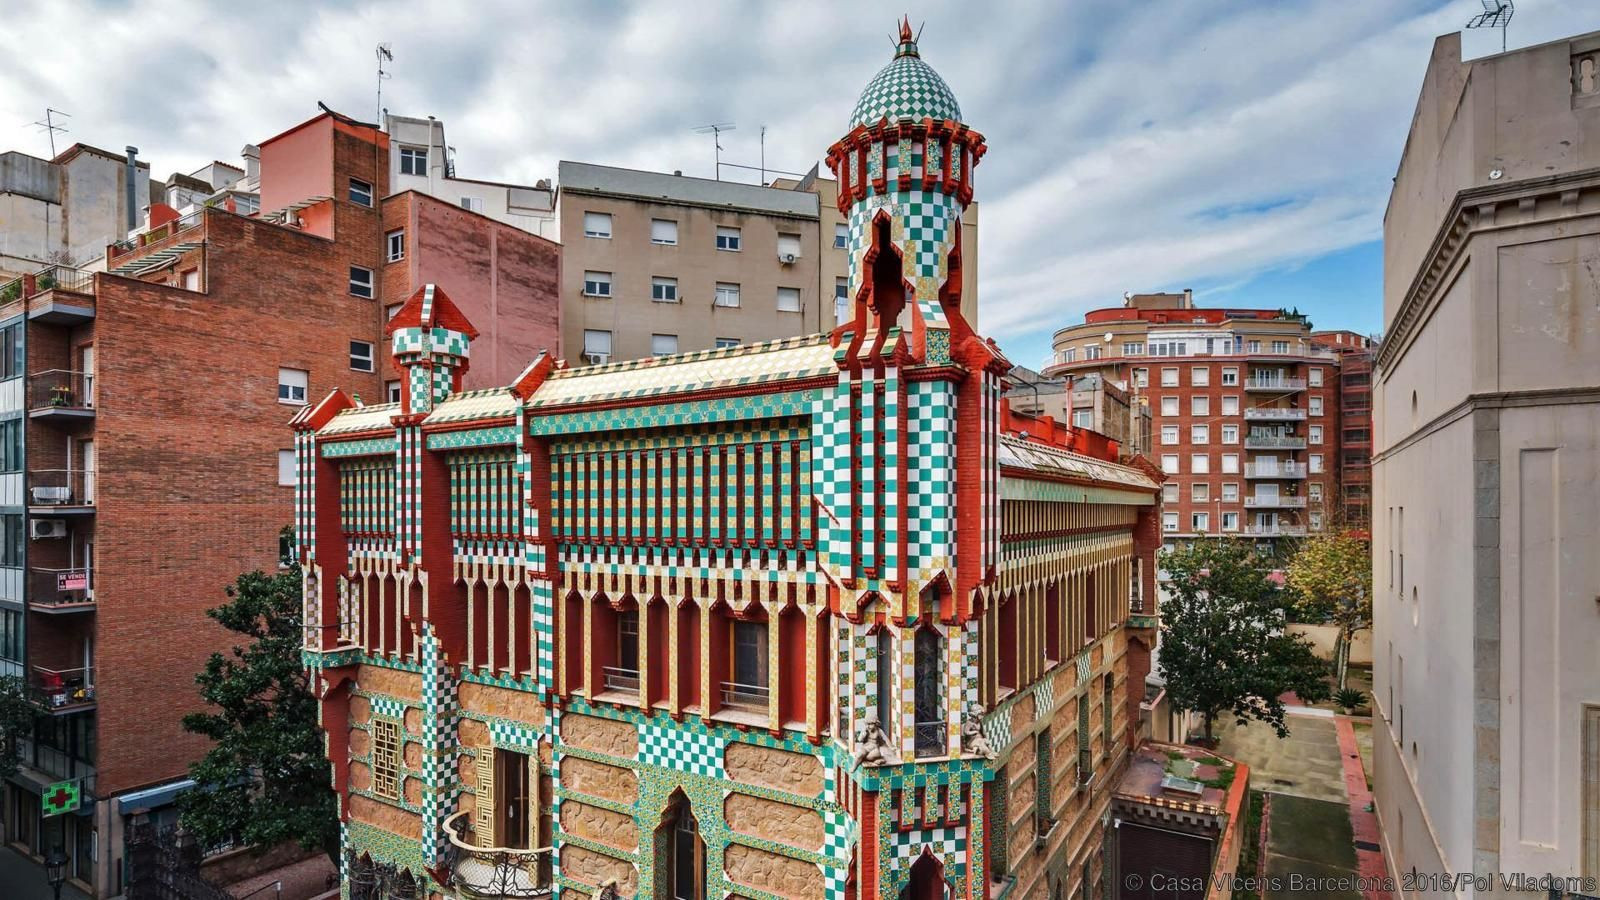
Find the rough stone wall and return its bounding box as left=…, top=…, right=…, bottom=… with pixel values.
left=559, top=801, right=638, bottom=852
left=722, top=742, right=823, bottom=796
left=724, top=795, right=825, bottom=850
left=350, top=794, right=421, bottom=840
left=560, top=712, right=638, bottom=757
left=459, top=682, right=545, bottom=725
left=558, top=757, right=638, bottom=805
left=560, top=845, right=637, bottom=895
left=723, top=844, right=819, bottom=899
left=360, top=665, right=423, bottom=701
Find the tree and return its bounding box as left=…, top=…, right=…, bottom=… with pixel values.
left=1158, top=538, right=1330, bottom=742
left=1285, top=530, right=1373, bottom=690
left=180, top=565, right=339, bottom=865
left=0, top=674, right=37, bottom=779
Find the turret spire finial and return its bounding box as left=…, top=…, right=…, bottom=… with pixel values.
left=894, top=16, right=920, bottom=58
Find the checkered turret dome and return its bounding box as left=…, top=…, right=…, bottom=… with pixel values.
left=849, top=22, right=961, bottom=128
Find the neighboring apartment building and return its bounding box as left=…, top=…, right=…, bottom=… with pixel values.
left=1044, top=291, right=1343, bottom=546
left=1373, top=28, right=1600, bottom=887
left=1311, top=330, right=1374, bottom=530
left=557, top=161, right=825, bottom=363
left=0, top=106, right=558, bottom=897
left=384, top=114, right=558, bottom=240
left=298, top=24, right=1166, bottom=900
left=0, top=144, right=151, bottom=275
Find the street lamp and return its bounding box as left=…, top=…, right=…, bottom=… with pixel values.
left=44, top=846, right=68, bottom=900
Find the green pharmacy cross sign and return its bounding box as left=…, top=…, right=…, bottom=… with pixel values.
left=43, top=780, right=80, bottom=816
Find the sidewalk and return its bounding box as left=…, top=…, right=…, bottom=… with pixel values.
left=0, top=845, right=92, bottom=900
left=1334, top=714, right=1392, bottom=900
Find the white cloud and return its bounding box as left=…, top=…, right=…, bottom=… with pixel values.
left=2, top=0, right=1594, bottom=355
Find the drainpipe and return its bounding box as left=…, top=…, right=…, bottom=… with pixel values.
left=123, top=147, right=139, bottom=233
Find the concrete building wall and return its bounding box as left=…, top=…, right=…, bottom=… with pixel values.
left=59, top=150, right=146, bottom=266
left=384, top=115, right=558, bottom=241
left=1375, top=27, right=1600, bottom=886
left=559, top=188, right=823, bottom=362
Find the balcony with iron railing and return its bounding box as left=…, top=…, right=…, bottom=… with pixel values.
left=914, top=720, right=948, bottom=759
left=1244, top=462, right=1307, bottom=479
left=601, top=666, right=639, bottom=694
left=106, top=209, right=206, bottom=276
left=29, top=567, right=93, bottom=612
left=1244, top=377, right=1306, bottom=392
left=0, top=266, right=96, bottom=325
left=441, top=811, right=553, bottom=898
left=1243, top=407, right=1306, bottom=421
left=1244, top=434, right=1306, bottom=450
left=1244, top=495, right=1307, bottom=509
left=28, top=469, right=94, bottom=513
left=1242, top=523, right=1306, bottom=537
left=27, top=370, right=94, bottom=424
left=720, top=680, right=770, bottom=714
left=32, top=665, right=95, bottom=713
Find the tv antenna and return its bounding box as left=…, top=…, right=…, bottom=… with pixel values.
left=693, top=123, right=736, bottom=180
left=32, top=108, right=70, bottom=157
left=1465, top=1, right=1513, bottom=53
left=376, top=43, right=394, bottom=124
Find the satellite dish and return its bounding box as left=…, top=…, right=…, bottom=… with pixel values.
left=1103, top=332, right=1114, bottom=343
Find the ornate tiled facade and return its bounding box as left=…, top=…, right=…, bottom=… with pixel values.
left=297, top=21, right=1163, bottom=900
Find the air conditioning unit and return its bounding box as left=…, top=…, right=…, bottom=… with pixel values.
left=31, top=486, right=71, bottom=504
left=581, top=353, right=610, bottom=366
left=778, top=252, right=797, bottom=264
left=31, top=519, right=67, bottom=539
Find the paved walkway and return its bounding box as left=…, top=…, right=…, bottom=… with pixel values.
left=1335, top=715, right=1393, bottom=900
left=1216, top=714, right=1348, bottom=802
left=0, top=845, right=92, bottom=900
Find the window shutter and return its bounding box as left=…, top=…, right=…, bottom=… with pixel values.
left=476, top=751, right=497, bottom=847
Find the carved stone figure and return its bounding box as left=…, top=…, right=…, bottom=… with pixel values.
left=961, top=704, right=995, bottom=759
left=852, top=710, right=893, bottom=766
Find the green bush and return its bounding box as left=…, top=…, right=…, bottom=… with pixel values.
left=1335, top=687, right=1367, bottom=711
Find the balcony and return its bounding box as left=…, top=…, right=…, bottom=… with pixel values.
left=914, top=720, right=948, bottom=759
left=720, top=680, right=770, bottom=713
left=106, top=209, right=206, bottom=276
left=1244, top=495, right=1307, bottom=509
left=1242, top=524, right=1306, bottom=538
left=28, top=470, right=95, bottom=514
left=27, top=371, right=94, bottom=425
left=441, top=810, right=553, bottom=898
left=1243, top=407, right=1306, bottom=421
left=29, top=568, right=93, bottom=612
left=1244, top=434, right=1306, bottom=450
left=1244, top=378, right=1306, bottom=392
left=32, top=665, right=95, bottom=714
left=0, top=266, right=96, bottom=325
left=1244, top=462, right=1307, bottom=479
left=601, top=666, right=639, bottom=694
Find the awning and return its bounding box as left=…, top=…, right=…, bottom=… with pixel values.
left=116, top=778, right=195, bottom=815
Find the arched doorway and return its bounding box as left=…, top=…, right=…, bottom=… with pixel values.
left=904, top=850, right=948, bottom=900
left=654, top=792, right=704, bottom=899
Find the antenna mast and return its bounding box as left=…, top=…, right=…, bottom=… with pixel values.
left=692, top=123, right=736, bottom=180
left=1465, top=1, right=1514, bottom=53
left=32, top=108, right=70, bottom=157
left=376, top=43, right=394, bottom=124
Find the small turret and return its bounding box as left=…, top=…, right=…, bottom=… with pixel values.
left=385, top=283, right=479, bottom=415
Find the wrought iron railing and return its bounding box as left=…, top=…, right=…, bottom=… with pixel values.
left=27, top=369, right=94, bottom=411
left=1245, top=377, right=1307, bottom=391
left=32, top=265, right=95, bottom=295
left=30, top=567, right=93, bottom=607
left=441, top=810, right=553, bottom=898
left=914, top=720, right=947, bottom=758
left=1243, top=462, right=1307, bottom=478
left=1243, top=407, right=1306, bottom=420
left=1244, top=435, right=1306, bottom=449
left=29, top=469, right=95, bottom=506
left=601, top=666, right=639, bottom=693
left=32, top=664, right=94, bottom=710
left=720, top=680, right=769, bottom=712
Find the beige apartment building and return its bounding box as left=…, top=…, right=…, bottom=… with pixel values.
left=558, top=163, right=980, bottom=363
left=1373, top=28, right=1600, bottom=888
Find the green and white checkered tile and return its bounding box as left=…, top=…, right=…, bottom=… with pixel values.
left=638, top=719, right=725, bottom=778
left=850, top=52, right=962, bottom=128
left=488, top=718, right=541, bottom=751
left=886, top=824, right=966, bottom=864
left=1076, top=650, right=1091, bottom=686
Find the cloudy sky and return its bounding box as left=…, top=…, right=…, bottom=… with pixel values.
left=2, top=1, right=1594, bottom=366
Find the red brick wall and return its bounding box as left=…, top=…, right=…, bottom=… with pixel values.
left=87, top=207, right=382, bottom=796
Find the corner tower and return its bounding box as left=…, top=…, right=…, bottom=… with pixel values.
left=826, top=16, right=986, bottom=363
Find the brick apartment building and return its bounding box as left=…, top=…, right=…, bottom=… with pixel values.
left=1044, top=291, right=1354, bottom=547
left=0, top=107, right=557, bottom=896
